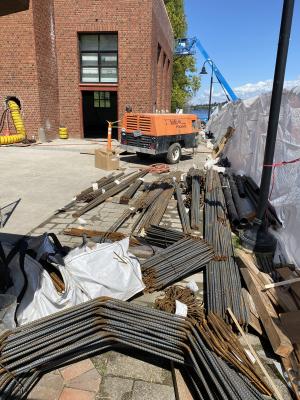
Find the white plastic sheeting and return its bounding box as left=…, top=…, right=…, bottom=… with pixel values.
left=3, top=238, right=144, bottom=325
left=207, top=87, right=300, bottom=267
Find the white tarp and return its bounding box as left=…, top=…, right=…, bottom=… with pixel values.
left=3, top=238, right=145, bottom=325
left=207, top=86, right=300, bottom=267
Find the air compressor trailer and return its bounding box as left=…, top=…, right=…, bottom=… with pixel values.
left=120, top=113, right=199, bottom=164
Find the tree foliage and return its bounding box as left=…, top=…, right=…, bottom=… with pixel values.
left=165, top=0, right=200, bottom=111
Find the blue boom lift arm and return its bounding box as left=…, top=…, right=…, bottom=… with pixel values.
left=175, top=37, right=239, bottom=102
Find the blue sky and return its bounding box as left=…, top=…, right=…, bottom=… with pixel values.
left=185, top=0, right=300, bottom=103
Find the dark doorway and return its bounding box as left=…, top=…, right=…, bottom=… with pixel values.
left=82, top=91, right=117, bottom=138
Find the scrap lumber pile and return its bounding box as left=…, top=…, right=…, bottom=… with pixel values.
left=237, top=249, right=300, bottom=399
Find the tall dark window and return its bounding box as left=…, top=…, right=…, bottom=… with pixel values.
left=80, top=34, right=118, bottom=83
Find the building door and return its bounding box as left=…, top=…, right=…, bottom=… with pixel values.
left=82, top=91, right=117, bottom=138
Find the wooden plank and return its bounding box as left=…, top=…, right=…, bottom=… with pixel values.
left=264, top=277, right=300, bottom=290
left=236, top=250, right=298, bottom=312
left=281, top=355, right=300, bottom=400
left=248, top=310, right=263, bottom=335
left=277, top=267, right=300, bottom=299
left=227, top=308, right=283, bottom=400
left=240, top=267, right=293, bottom=357
left=213, top=126, right=235, bottom=158
left=279, top=311, right=300, bottom=344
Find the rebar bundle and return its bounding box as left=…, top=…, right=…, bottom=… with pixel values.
left=105, top=208, right=133, bottom=234
left=119, top=177, right=145, bottom=204
left=175, top=182, right=191, bottom=234
left=219, top=174, right=240, bottom=227
left=134, top=184, right=174, bottom=233
left=142, top=225, right=185, bottom=248
left=63, top=227, right=140, bottom=246
left=142, top=237, right=214, bottom=292
left=0, top=297, right=268, bottom=400
left=73, top=171, right=147, bottom=218
left=204, top=170, right=249, bottom=325
left=76, top=172, right=124, bottom=202
left=130, top=181, right=172, bottom=233
left=188, top=169, right=203, bottom=230
left=155, top=289, right=270, bottom=396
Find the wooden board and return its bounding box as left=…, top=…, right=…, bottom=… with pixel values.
left=236, top=250, right=298, bottom=312
left=277, top=267, right=300, bottom=299
left=279, top=311, right=300, bottom=344
left=212, top=126, right=235, bottom=158
left=240, top=267, right=293, bottom=357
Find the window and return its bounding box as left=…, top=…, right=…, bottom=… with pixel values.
left=80, top=34, right=118, bottom=83
left=94, top=92, right=111, bottom=108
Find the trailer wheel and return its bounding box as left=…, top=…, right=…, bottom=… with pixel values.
left=166, top=143, right=181, bottom=164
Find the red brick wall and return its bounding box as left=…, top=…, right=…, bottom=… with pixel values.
left=32, top=0, right=60, bottom=140
left=0, top=0, right=173, bottom=139
left=0, top=4, right=40, bottom=138
left=0, top=0, right=59, bottom=139
left=54, top=0, right=173, bottom=137
left=151, top=0, right=173, bottom=112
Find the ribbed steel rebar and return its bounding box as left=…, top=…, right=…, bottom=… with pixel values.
left=0, top=298, right=267, bottom=400
left=142, top=225, right=185, bottom=248
left=119, top=177, right=145, bottom=204
left=204, top=170, right=249, bottom=326
left=142, top=237, right=214, bottom=291
left=188, top=168, right=203, bottom=230
left=135, top=184, right=174, bottom=233
left=73, top=171, right=146, bottom=218
left=175, top=182, right=191, bottom=234
left=76, top=172, right=124, bottom=202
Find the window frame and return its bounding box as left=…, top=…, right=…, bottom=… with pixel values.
left=94, top=91, right=111, bottom=108
left=79, top=33, right=118, bottom=84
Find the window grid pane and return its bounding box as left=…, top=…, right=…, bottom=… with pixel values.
left=81, top=53, right=98, bottom=67
left=100, top=67, right=117, bottom=83
left=80, top=34, right=118, bottom=83
left=100, top=34, right=118, bottom=51
left=82, top=67, right=99, bottom=83
left=80, top=35, right=98, bottom=51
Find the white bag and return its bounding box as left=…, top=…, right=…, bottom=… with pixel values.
left=2, top=237, right=144, bottom=326
left=4, top=243, right=87, bottom=325
left=64, top=238, right=145, bottom=301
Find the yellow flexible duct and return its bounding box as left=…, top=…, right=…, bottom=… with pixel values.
left=0, top=100, right=26, bottom=145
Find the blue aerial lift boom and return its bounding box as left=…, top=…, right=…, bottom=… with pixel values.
left=175, top=37, right=239, bottom=102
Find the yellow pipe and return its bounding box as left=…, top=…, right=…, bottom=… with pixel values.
left=0, top=100, right=26, bottom=145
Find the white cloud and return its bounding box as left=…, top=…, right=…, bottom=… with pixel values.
left=234, top=77, right=300, bottom=98
left=193, top=77, right=300, bottom=104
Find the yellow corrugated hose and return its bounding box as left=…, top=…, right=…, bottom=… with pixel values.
left=0, top=100, right=26, bottom=145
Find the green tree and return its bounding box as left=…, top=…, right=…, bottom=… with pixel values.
left=165, top=0, right=200, bottom=111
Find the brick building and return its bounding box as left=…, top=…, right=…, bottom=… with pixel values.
left=0, top=0, right=173, bottom=139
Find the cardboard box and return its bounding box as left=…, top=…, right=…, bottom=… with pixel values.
left=95, top=148, right=120, bottom=170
